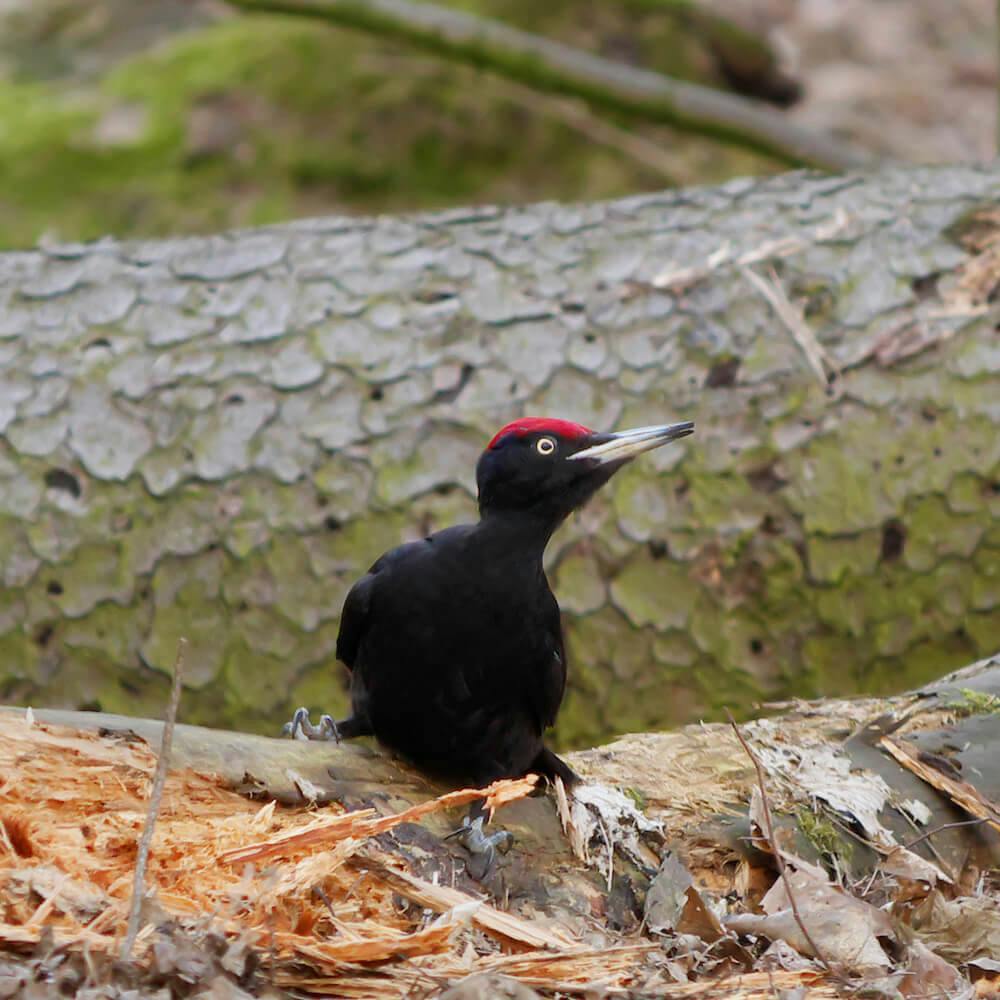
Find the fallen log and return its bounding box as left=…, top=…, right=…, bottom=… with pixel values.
left=0, top=654, right=997, bottom=996
left=0, top=164, right=999, bottom=745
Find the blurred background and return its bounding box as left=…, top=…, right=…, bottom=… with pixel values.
left=0, top=0, right=993, bottom=249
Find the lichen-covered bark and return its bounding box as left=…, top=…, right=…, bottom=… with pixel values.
left=0, top=164, right=998, bottom=745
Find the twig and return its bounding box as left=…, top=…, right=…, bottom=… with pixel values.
left=726, top=710, right=833, bottom=973
left=902, top=815, right=991, bottom=851
left=497, top=80, right=679, bottom=180
left=226, top=0, right=874, bottom=171
left=652, top=208, right=850, bottom=293
left=120, top=637, right=187, bottom=961
left=742, top=265, right=840, bottom=390
left=894, top=809, right=956, bottom=883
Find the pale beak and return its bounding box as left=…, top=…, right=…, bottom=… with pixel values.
left=568, top=421, right=695, bottom=465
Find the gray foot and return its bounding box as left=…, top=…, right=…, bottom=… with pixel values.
left=447, top=815, right=515, bottom=880
left=282, top=707, right=341, bottom=742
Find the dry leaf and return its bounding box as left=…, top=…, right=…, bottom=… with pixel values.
left=897, top=940, right=970, bottom=999
left=908, top=893, right=1000, bottom=965
left=727, top=865, right=894, bottom=972
left=880, top=846, right=952, bottom=888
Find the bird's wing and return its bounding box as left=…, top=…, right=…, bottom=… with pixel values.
left=335, top=541, right=423, bottom=670
left=528, top=594, right=567, bottom=731
left=335, top=571, right=377, bottom=671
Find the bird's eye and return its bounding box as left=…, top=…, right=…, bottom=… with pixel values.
left=536, top=437, right=556, bottom=456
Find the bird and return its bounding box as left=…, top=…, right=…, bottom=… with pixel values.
left=286, top=416, right=694, bottom=870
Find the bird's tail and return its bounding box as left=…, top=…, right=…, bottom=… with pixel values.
left=531, top=746, right=580, bottom=787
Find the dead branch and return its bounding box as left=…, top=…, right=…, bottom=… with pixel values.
left=225, top=0, right=874, bottom=171
left=880, top=736, right=1000, bottom=836
left=121, top=637, right=186, bottom=960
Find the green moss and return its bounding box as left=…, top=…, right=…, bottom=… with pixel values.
left=651, top=630, right=699, bottom=667
left=622, top=786, right=647, bottom=810
left=687, top=470, right=768, bottom=535
left=866, top=633, right=977, bottom=696
left=48, top=542, right=134, bottom=618
left=50, top=650, right=163, bottom=716
left=740, top=336, right=806, bottom=386
left=806, top=532, right=879, bottom=585
left=755, top=538, right=806, bottom=609
left=802, top=632, right=869, bottom=697
left=140, top=551, right=229, bottom=686
left=964, top=609, right=1000, bottom=656
left=324, top=515, right=409, bottom=576
left=691, top=664, right=763, bottom=720
left=971, top=554, right=1000, bottom=611
left=903, top=494, right=984, bottom=572
left=796, top=806, right=853, bottom=866
left=948, top=473, right=1000, bottom=517
left=286, top=659, right=350, bottom=720
left=0, top=82, right=105, bottom=246
left=559, top=605, right=637, bottom=747
left=610, top=555, right=698, bottom=630
left=220, top=644, right=292, bottom=719
left=690, top=599, right=761, bottom=667
left=947, top=687, right=1000, bottom=717
left=0, top=4, right=776, bottom=249
left=313, top=457, right=375, bottom=523
left=613, top=468, right=679, bottom=540
left=784, top=424, right=897, bottom=534
left=62, top=601, right=151, bottom=665
left=814, top=586, right=868, bottom=637
left=552, top=549, right=609, bottom=616
left=0, top=629, right=41, bottom=690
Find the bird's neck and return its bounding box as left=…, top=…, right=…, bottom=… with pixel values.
left=476, top=507, right=562, bottom=562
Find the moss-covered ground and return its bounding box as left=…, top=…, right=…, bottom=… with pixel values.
left=0, top=1, right=773, bottom=248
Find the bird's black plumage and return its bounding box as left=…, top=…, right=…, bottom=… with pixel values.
left=337, top=520, right=569, bottom=785
left=311, top=416, right=694, bottom=788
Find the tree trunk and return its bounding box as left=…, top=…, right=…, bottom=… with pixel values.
left=0, top=164, right=998, bottom=746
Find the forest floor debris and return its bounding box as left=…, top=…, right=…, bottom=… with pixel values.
left=1, top=702, right=998, bottom=998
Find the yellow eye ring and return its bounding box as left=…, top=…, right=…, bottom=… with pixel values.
left=536, top=437, right=556, bottom=456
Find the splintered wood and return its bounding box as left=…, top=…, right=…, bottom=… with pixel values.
left=0, top=715, right=535, bottom=989
left=0, top=713, right=834, bottom=998
left=220, top=776, right=538, bottom=865
left=879, top=736, right=1000, bottom=836
left=0, top=715, right=607, bottom=995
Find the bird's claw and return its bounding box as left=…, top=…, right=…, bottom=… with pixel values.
left=282, top=707, right=342, bottom=742
left=446, top=815, right=514, bottom=880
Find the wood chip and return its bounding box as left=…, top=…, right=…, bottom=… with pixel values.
left=219, top=775, right=537, bottom=864
left=368, top=858, right=578, bottom=950
left=279, top=920, right=458, bottom=967
left=879, top=736, right=1000, bottom=835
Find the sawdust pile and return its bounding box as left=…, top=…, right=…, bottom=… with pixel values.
left=0, top=713, right=832, bottom=998
left=1, top=706, right=999, bottom=998
left=0, top=719, right=808, bottom=997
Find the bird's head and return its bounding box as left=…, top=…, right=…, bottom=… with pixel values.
left=476, top=416, right=694, bottom=525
